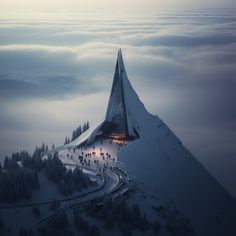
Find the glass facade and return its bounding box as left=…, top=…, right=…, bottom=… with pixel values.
left=105, top=57, right=128, bottom=139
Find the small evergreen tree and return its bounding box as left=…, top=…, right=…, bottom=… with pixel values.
left=72, top=130, right=76, bottom=141
left=76, top=125, right=82, bottom=137
left=64, top=137, right=70, bottom=144
left=82, top=122, right=87, bottom=133
left=3, top=156, right=9, bottom=170
left=42, top=142, right=45, bottom=152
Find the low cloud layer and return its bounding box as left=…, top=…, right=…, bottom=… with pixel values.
left=0, top=9, right=236, bottom=197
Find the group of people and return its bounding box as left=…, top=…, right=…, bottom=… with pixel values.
left=66, top=144, right=116, bottom=173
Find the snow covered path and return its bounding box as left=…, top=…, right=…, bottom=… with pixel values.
left=33, top=166, right=129, bottom=228
left=31, top=140, right=130, bottom=230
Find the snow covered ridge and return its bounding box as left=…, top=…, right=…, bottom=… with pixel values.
left=68, top=49, right=236, bottom=235
left=118, top=51, right=236, bottom=236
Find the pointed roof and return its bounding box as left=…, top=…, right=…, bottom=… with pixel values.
left=103, top=49, right=140, bottom=140
left=104, top=49, right=129, bottom=137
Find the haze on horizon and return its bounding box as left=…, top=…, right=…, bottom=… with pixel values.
left=1, top=0, right=236, bottom=10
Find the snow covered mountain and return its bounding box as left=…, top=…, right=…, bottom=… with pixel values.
left=116, top=53, right=236, bottom=236
left=70, top=49, right=236, bottom=235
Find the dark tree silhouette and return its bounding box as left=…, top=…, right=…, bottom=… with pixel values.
left=86, top=197, right=150, bottom=235
left=44, top=153, right=95, bottom=196
left=71, top=121, right=90, bottom=141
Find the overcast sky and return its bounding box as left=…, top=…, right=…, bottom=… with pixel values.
left=0, top=6, right=236, bottom=198
left=1, top=0, right=236, bottom=10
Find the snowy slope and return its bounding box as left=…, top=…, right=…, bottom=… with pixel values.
left=68, top=121, right=104, bottom=148
left=67, top=50, right=236, bottom=235
left=117, top=70, right=236, bottom=235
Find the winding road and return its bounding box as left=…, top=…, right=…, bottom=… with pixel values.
left=0, top=145, right=130, bottom=232
left=33, top=165, right=129, bottom=228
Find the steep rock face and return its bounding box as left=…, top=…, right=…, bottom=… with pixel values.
left=117, top=52, right=236, bottom=236
left=71, top=49, right=236, bottom=235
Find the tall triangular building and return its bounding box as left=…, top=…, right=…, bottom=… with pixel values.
left=102, top=49, right=138, bottom=140
left=70, top=49, right=141, bottom=146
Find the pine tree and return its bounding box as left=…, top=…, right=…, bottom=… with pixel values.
left=3, top=156, right=9, bottom=170
left=72, top=130, right=76, bottom=141
left=82, top=122, right=87, bottom=133
left=42, top=142, right=45, bottom=152
left=76, top=125, right=82, bottom=137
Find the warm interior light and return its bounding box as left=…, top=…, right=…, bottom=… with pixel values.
left=109, top=133, right=126, bottom=140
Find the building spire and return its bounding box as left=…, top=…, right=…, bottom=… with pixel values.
left=102, top=49, right=133, bottom=140
left=117, top=48, right=126, bottom=74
